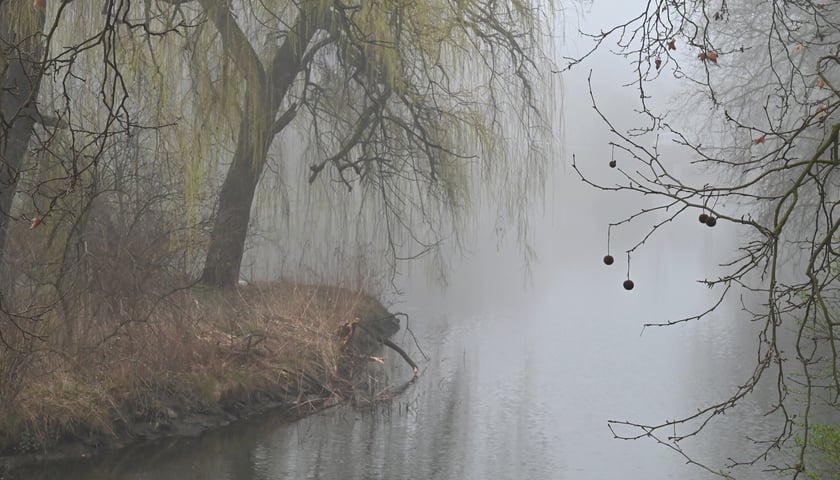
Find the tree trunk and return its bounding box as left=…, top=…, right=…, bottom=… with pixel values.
left=199, top=7, right=318, bottom=287
left=198, top=113, right=270, bottom=287
left=0, top=11, right=44, bottom=268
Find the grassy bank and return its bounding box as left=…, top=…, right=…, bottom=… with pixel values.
left=0, top=281, right=399, bottom=465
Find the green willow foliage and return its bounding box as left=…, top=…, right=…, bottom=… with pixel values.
left=27, top=0, right=559, bottom=282
left=0, top=0, right=559, bottom=427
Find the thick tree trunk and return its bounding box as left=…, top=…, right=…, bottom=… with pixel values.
left=0, top=11, right=44, bottom=268
left=198, top=114, right=270, bottom=287
left=198, top=7, right=319, bottom=287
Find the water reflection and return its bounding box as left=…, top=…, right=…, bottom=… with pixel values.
left=14, top=282, right=780, bottom=480
left=10, top=195, right=785, bottom=480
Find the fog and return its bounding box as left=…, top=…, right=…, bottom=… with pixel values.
left=213, top=1, right=787, bottom=477
left=225, top=2, right=779, bottom=478
left=399, top=0, right=738, bottom=310
left=5, top=1, right=809, bottom=479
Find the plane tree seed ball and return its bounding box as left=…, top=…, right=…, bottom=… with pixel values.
left=609, top=160, right=617, bottom=168
left=603, top=255, right=614, bottom=265
left=699, top=213, right=709, bottom=223
left=705, top=216, right=717, bottom=227
left=623, top=279, right=635, bottom=290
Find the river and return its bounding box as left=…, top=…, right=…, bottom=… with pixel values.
left=14, top=243, right=785, bottom=480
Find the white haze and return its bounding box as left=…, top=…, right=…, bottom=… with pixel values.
left=241, top=2, right=776, bottom=477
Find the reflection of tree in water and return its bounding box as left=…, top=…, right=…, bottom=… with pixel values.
left=15, top=314, right=560, bottom=480
left=15, top=411, right=292, bottom=480
left=424, top=354, right=470, bottom=479
left=252, top=315, right=474, bottom=479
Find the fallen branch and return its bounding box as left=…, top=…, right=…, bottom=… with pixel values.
left=356, top=322, right=419, bottom=380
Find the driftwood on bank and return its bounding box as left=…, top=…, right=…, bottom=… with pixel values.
left=343, top=319, right=419, bottom=381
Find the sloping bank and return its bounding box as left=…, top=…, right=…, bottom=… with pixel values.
left=0, top=281, right=411, bottom=475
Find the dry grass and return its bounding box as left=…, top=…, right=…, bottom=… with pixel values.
left=0, top=280, right=387, bottom=454
left=0, top=183, right=396, bottom=457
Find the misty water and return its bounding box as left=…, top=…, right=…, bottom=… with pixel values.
left=17, top=250, right=781, bottom=479
left=9, top=2, right=800, bottom=479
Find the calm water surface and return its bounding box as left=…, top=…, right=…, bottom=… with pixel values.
left=17, top=260, right=782, bottom=480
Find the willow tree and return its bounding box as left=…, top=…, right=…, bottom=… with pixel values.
left=185, top=0, right=555, bottom=287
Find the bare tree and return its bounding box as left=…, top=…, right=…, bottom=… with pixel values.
left=568, top=1, right=840, bottom=478
left=0, top=4, right=45, bottom=268
left=0, top=0, right=188, bottom=419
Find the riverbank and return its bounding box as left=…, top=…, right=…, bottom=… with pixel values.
left=0, top=281, right=401, bottom=475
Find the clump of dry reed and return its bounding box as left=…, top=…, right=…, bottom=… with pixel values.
left=0, top=181, right=391, bottom=456
left=0, top=279, right=380, bottom=454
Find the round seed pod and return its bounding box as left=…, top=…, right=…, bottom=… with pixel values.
left=603, top=255, right=614, bottom=265
left=699, top=213, right=709, bottom=224
left=609, top=160, right=617, bottom=168
left=623, top=279, right=635, bottom=290
left=705, top=216, right=717, bottom=227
